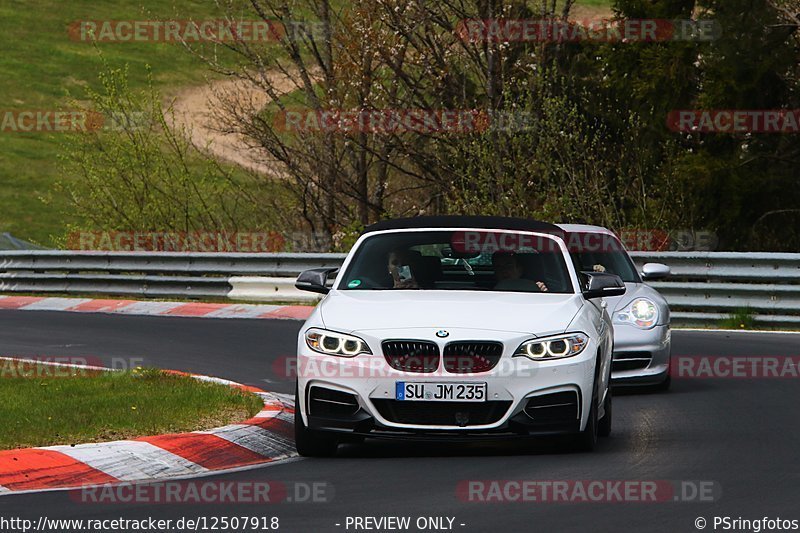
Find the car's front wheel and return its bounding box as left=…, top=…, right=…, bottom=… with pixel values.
left=575, top=392, right=599, bottom=452
left=598, top=387, right=612, bottom=437
left=575, top=361, right=610, bottom=451
left=654, top=374, right=671, bottom=392
left=294, top=389, right=339, bottom=457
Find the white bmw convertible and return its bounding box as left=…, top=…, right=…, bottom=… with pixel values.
left=293, top=216, right=626, bottom=456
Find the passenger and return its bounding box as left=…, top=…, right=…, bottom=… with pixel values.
left=492, top=251, right=549, bottom=292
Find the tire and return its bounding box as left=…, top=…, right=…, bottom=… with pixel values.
left=574, top=382, right=599, bottom=452
left=655, top=350, right=672, bottom=392
left=294, top=388, right=339, bottom=457
left=598, top=386, right=612, bottom=437
left=654, top=374, right=671, bottom=392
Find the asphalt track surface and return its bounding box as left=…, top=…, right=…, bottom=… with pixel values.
left=1, top=309, right=799, bottom=533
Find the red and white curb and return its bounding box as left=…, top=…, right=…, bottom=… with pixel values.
left=0, top=295, right=313, bottom=320
left=0, top=359, right=297, bottom=495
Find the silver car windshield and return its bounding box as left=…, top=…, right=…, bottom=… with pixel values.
left=565, top=232, right=640, bottom=283
left=339, top=230, right=574, bottom=293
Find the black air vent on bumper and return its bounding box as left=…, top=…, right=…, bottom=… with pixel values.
left=523, top=391, right=580, bottom=430
left=612, top=351, right=653, bottom=372
left=308, top=387, right=360, bottom=417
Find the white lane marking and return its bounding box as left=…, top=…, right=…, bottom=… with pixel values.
left=0, top=363, right=296, bottom=494
left=252, top=407, right=282, bottom=418
left=206, top=304, right=281, bottom=319
left=20, top=298, right=92, bottom=311
left=114, top=301, right=184, bottom=315
left=270, top=392, right=295, bottom=404
left=255, top=393, right=294, bottom=423
left=255, top=392, right=288, bottom=404
left=676, top=328, right=800, bottom=335
left=192, top=375, right=243, bottom=387
left=275, top=411, right=294, bottom=424
left=269, top=393, right=295, bottom=423
left=1, top=296, right=310, bottom=320
left=0, top=457, right=304, bottom=497
left=45, top=441, right=208, bottom=481
left=0, top=356, right=111, bottom=373
left=200, top=425, right=294, bottom=459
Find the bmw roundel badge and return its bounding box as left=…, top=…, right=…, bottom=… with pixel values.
left=436, top=330, right=449, bottom=338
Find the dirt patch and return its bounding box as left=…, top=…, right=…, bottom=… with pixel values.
left=169, top=71, right=300, bottom=175
left=570, top=5, right=615, bottom=20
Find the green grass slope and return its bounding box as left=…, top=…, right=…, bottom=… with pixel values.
left=0, top=0, right=612, bottom=246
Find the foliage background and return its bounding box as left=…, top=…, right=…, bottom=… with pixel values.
left=6, top=0, right=799, bottom=251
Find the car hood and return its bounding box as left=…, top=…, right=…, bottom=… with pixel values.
left=318, top=290, right=584, bottom=336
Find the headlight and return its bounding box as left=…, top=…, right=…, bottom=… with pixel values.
left=614, top=298, right=658, bottom=329
left=305, top=328, right=372, bottom=357
left=513, top=333, right=589, bottom=361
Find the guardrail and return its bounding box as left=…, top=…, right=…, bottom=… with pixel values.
left=629, top=252, right=800, bottom=327
left=0, top=251, right=345, bottom=303
left=1, top=250, right=798, bottom=327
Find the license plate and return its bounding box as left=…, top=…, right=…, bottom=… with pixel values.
left=395, top=382, right=487, bottom=402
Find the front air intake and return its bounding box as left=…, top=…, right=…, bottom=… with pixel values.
left=382, top=340, right=440, bottom=373
left=443, top=341, right=503, bottom=373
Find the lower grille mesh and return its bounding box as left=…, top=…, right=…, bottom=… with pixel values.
left=372, top=400, right=511, bottom=427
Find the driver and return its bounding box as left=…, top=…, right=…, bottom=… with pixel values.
left=387, top=248, right=420, bottom=289
left=492, top=251, right=549, bottom=292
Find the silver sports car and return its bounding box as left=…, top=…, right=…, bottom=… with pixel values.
left=556, top=224, right=672, bottom=390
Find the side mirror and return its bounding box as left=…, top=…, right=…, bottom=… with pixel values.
left=295, top=268, right=339, bottom=295
left=641, top=262, right=670, bottom=281
left=581, top=271, right=626, bottom=300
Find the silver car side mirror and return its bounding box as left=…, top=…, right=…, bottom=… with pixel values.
left=641, top=263, right=670, bottom=281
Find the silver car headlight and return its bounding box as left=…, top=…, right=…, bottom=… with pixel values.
left=513, top=333, right=589, bottom=361
left=305, top=328, right=372, bottom=357
left=614, top=298, right=659, bottom=329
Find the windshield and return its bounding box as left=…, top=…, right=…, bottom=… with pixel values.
left=338, top=230, right=574, bottom=293
left=566, top=232, right=641, bottom=283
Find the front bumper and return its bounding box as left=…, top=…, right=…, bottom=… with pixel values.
left=610, top=324, right=671, bottom=386
left=297, top=329, right=599, bottom=438
left=302, top=386, right=587, bottom=439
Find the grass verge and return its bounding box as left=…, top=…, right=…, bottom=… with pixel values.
left=0, top=362, right=263, bottom=450
left=0, top=0, right=237, bottom=245
left=717, top=307, right=757, bottom=330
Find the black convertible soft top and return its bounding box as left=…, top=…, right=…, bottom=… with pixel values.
left=363, top=216, right=561, bottom=234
